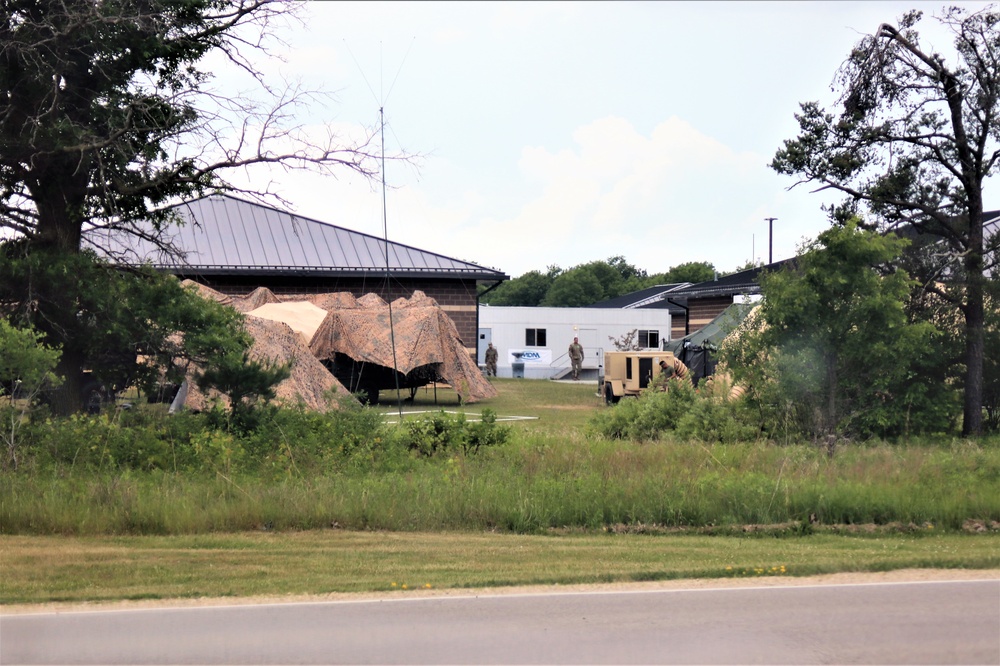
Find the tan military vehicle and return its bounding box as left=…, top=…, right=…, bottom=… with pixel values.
left=600, top=350, right=688, bottom=404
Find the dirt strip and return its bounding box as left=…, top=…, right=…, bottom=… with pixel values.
left=3, top=569, right=996, bottom=615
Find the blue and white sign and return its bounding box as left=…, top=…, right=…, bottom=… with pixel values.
left=507, top=349, right=552, bottom=364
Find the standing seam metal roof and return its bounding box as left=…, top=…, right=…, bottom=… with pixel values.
left=93, top=195, right=508, bottom=280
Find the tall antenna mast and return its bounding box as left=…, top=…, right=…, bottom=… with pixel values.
left=380, top=106, right=403, bottom=417
left=346, top=39, right=413, bottom=417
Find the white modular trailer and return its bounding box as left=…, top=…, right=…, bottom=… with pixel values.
left=477, top=306, right=671, bottom=380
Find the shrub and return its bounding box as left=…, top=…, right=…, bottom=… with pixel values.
left=588, top=379, right=697, bottom=440
left=397, top=409, right=511, bottom=457
left=240, top=398, right=399, bottom=475
left=0, top=320, right=62, bottom=470
left=9, top=398, right=409, bottom=476
left=675, top=396, right=761, bottom=444
left=720, top=222, right=962, bottom=440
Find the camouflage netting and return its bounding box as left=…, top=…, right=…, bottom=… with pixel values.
left=173, top=282, right=495, bottom=409
left=179, top=281, right=281, bottom=313
left=309, top=292, right=371, bottom=311
left=247, top=301, right=328, bottom=344
left=174, top=313, right=353, bottom=413
left=180, top=279, right=233, bottom=305
left=309, top=291, right=497, bottom=404
left=235, top=286, right=282, bottom=312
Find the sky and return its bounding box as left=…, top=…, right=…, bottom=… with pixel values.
left=221, top=1, right=994, bottom=279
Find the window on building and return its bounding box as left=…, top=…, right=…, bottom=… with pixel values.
left=525, top=328, right=547, bottom=346
left=638, top=330, right=660, bottom=348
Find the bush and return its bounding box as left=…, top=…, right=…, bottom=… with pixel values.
left=0, top=320, right=62, bottom=470
left=588, top=379, right=697, bottom=440
left=240, top=399, right=402, bottom=475
left=397, top=409, right=511, bottom=457
left=719, top=223, right=962, bottom=440
left=10, top=399, right=408, bottom=476
left=675, top=396, right=761, bottom=444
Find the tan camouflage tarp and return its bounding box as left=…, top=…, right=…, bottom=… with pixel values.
left=171, top=283, right=350, bottom=412
left=173, top=283, right=494, bottom=408
left=180, top=279, right=233, bottom=306
left=310, top=291, right=497, bottom=404
left=235, top=286, right=281, bottom=312
left=175, top=314, right=353, bottom=413
left=178, top=281, right=280, bottom=313
left=247, top=301, right=328, bottom=344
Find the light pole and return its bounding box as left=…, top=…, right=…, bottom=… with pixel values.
left=765, top=217, right=777, bottom=264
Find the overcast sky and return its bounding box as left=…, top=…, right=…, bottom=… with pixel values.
left=224, top=1, right=993, bottom=279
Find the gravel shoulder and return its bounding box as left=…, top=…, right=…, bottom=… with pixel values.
left=3, top=568, right=997, bottom=616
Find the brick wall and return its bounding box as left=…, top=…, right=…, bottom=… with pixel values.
left=671, top=315, right=688, bottom=341
left=687, top=296, right=734, bottom=333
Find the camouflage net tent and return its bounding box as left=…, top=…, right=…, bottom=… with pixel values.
left=247, top=301, right=329, bottom=344
left=171, top=283, right=353, bottom=413
left=179, top=281, right=281, bottom=313
left=172, top=282, right=495, bottom=410
left=309, top=291, right=497, bottom=404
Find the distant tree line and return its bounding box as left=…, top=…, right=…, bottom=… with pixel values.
left=481, top=256, right=725, bottom=307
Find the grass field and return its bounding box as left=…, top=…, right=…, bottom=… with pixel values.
left=375, top=377, right=601, bottom=433
left=3, top=530, right=998, bottom=605
left=2, top=377, right=998, bottom=606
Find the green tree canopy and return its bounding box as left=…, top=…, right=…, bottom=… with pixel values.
left=483, top=258, right=720, bottom=307
left=771, top=6, right=1000, bottom=435
left=723, top=221, right=957, bottom=440
left=0, top=244, right=283, bottom=415
left=541, top=269, right=606, bottom=307
left=662, top=261, right=717, bottom=285
left=539, top=258, right=650, bottom=306
left=481, top=269, right=559, bottom=306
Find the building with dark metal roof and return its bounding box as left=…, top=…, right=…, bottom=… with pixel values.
left=662, top=260, right=792, bottom=336
left=588, top=284, right=691, bottom=340
left=895, top=210, right=999, bottom=278
left=88, top=194, right=509, bottom=349
left=589, top=261, right=793, bottom=339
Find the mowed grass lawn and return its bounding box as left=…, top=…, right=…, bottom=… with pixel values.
left=3, top=531, right=998, bottom=606
left=2, top=378, right=999, bottom=607
left=376, top=377, right=603, bottom=434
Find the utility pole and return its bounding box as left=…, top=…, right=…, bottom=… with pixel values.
left=765, top=217, right=777, bottom=264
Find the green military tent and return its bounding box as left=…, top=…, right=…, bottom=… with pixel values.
left=663, top=302, right=757, bottom=386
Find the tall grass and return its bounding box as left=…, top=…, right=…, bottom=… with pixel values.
left=3, top=378, right=998, bottom=535
left=4, top=434, right=998, bottom=535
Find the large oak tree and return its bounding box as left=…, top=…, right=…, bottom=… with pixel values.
left=1, top=0, right=377, bottom=412
left=772, top=6, right=1000, bottom=435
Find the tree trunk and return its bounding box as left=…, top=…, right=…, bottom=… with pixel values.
left=28, top=161, right=91, bottom=415
left=960, top=198, right=986, bottom=437
left=962, top=267, right=985, bottom=437
left=826, top=351, right=838, bottom=436
left=50, top=348, right=87, bottom=416
left=31, top=161, right=89, bottom=254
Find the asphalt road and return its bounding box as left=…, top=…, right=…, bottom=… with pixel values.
left=2, top=580, right=998, bottom=665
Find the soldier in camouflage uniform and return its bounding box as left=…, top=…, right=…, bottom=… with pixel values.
left=568, top=337, right=584, bottom=380
left=484, top=342, right=498, bottom=377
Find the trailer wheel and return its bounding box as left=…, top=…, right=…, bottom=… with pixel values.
left=604, top=383, right=619, bottom=405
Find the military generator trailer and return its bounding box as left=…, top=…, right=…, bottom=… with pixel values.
left=601, top=350, right=682, bottom=404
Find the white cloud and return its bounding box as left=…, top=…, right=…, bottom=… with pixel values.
left=232, top=109, right=839, bottom=279
left=460, top=116, right=782, bottom=276
left=210, top=1, right=991, bottom=281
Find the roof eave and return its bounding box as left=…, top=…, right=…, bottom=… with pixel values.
left=668, top=285, right=761, bottom=300
left=156, top=265, right=509, bottom=281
